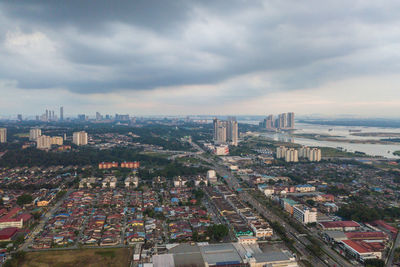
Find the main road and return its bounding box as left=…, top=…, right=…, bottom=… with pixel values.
left=20, top=189, right=74, bottom=251
left=190, top=141, right=353, bottom=267
left=386, top=231, right=400, bottom=266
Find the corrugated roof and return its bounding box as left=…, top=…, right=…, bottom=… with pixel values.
left=153, top=254, right=174, bottom=267
left=345, top=231, right=386, bottom=240
left=200, top=243, right=242, bottom=265
left=320, top=221, right=360, bottom=228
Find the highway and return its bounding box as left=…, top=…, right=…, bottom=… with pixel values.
left=189, top=141, right=353, bottom=267
left=386, top=231, right=400, bottom=266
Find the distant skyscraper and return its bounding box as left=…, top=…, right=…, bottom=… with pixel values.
left=0, top=128, right=6, bottom=143
left=45, top=109, right=49, bottom=121
left=287, top=112, right=295, bottom=129
left=213, top=118, right=219, bottom=141
left=261, top=114, right=274, bottom=129
left=17, top=114, right=22, bottom=121
left=29, top=128, right=42, bottom=141
left=77, top=114, right=86, bottom=121
left=266, top=115, right=274, bottom=129
left=213, top=118, right=238, bottom=146
left=96, top=112, right=102, bottom=121
left=278, top=113, right=287, bottom=129
left=73, top=131, right=88, bottom=146
left=217, top=124, right=227, bottom=143
left=261, top=112, right=294, bottom=130
left=213, top=119, right=226, bottom=144
left=115, top=114, right=130, bottom=121
left=227, top=118, right=238, bottom=146
left=60, top=106, right=64, bottom=121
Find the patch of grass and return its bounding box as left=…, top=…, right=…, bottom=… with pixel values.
left=19, top=248, right=131, bottom=267
left=320, top=147, right=366, bottom=158
left=0, top=241, right=12, bottom=248
left=95, top=250, right=116, bottom=258
left=14, top=133, right=29, bottom=138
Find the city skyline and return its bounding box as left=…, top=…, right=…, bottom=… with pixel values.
left=1, top=1, right=400, bottom=117
left=0, top=2, right=399, bottom=266
left=2, top=108, right=400, bottom=120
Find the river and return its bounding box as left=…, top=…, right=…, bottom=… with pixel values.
left=239, top=121, right=400, bottom=159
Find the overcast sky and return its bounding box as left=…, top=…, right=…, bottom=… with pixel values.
left=1, top=0, right=400, bottom=118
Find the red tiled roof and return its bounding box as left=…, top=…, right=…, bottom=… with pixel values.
left=345, top=231, right=387, bottom=240
left=16, top=213, right=32, bottom=223
left=320, top=221, right=360, bottom=228
left=1, top=207, right=21, bottom=220
left=0, top=218, right=22, bottom=223
left=0, top=227, right=18, bottom=240
left=370, top=220, right=398, bottom=234
left=342, top=240, right=374, bottom=254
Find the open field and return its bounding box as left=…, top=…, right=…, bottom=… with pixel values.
left=319, top=147, right=369, bottom=158
left=13, top=133, right=29, bottom=138
left=19, top=248, right=132, bottom=267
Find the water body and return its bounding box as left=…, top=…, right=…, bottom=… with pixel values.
left=240, top=121, right=400, bottom=159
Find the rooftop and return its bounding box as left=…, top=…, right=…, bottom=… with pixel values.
left=253, top=251, right=294, bottom=263
left=342, top=239, right=384, bottom=254
left=152, top=254, right=175, bottom=267
left=345, top=231, right=387, bottom=240
left=319, top=221, right=360, bottom=228
left=199, top=243, right=242, bottom=265
left=281, top=198, right=298, bottom=206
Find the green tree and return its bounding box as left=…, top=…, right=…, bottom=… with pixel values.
left=306, top=199, right=315, bottom=206
left=192, top=231, right=199, bottom=242
left=192, top=189, right=205, bottom=201
left=32, top=212, right=41, bottom=220
left=364, top=259, right=384, bottom=267
left=337, top=204, right=381, bottom=222
left=186, top=180, right=195, bottom=188
left=16, top=194, right=33, bottom=206
left=144, top=208, right=155, bottom=218
left=306, top=244, right=322, bottom=257
left=207, top=224, right=229, bottom=241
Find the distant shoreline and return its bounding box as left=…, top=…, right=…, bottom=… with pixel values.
left=291, top=133, right=399, bottom=145
left=350, top=132, right=400, bottom=137
left=298, top=119, right=400, bottom=128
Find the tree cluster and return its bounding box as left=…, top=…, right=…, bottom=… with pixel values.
left=206, top=224, right=229, bottom=241
left=16, top=194, right=33, bottom=206
left=0, top=147, right=169, bottom=168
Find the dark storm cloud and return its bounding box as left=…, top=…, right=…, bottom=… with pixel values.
left=1, top=0, right=192, bottom=33
left=1, top=0, right=400, bottom=96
